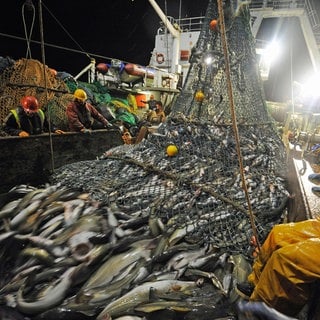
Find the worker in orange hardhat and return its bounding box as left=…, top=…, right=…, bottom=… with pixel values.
left=66, top=88, right=113, bottom=133
left=3, top=96, right=65, bottom=137
left=236, top=218, right=320, bottom=317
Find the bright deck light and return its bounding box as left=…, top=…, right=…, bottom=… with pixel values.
left=257, top=40, right=281, bottom=80
left=301, top=75, right=320, bottom=98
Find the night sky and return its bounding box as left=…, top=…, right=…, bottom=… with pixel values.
left=0, top=0, right=207, bottom=74
left=1, top=0, right=319, bottom=102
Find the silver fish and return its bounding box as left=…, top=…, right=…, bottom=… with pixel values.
left=16, top=266, right=76, bottom=314
left=83, top=239, right=154, bottom=291
left=0, top=198, right=22, bottom=219
left=96, top=279, right=198, bottom=319
left=9, top=199, right=42, bottom=229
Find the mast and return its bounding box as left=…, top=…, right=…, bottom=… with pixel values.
left=147, top=0, right=181, bottom=74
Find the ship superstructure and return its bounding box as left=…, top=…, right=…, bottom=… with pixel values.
left=149, top=0, right=320, bottom=86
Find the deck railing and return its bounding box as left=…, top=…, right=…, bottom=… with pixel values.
left=157, top=16, right=205, bottom=35
left=248, top=0, right=306, bottom=9
left=156, top=1, right=320, bottom=49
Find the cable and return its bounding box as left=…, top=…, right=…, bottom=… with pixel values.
left=0, top=32, right=137, bottom=66
left=290, top=20, right=294, bottom=116
left=22, top=0, right=36, bottom=58
left=41, top=1, right=91, bottom=61
left=38, top=0, right=55, bottom=173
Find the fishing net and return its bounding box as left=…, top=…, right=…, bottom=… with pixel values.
left=0, top=58, right=69, bottom=127
left=0, top=58, right=103, bottom=132
left=44, top=94, right=74, bottom=131
left=51, top=0, right=289, bottom=259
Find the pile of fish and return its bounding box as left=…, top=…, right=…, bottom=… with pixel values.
left=0, top=182, right=253, bottom=320
left=0, top=115, right=290, bottom=319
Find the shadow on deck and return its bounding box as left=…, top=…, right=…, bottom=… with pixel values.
left=0, top=129, right=123, bottom=194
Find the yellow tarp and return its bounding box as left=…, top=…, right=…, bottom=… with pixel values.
left=248, top=219, right=320, bottom=316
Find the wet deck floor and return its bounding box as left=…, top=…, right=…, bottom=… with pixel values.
left=292, top=157, right=320, bottom=220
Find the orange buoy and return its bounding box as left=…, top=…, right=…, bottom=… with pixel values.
left=96, top=63, right=109, bottom=74
left=49, top=68, right=57, bottom=77
left=166, top=144, right=178, bottom=157
left=209, top=19, right=218, bottom=31
left=195, top=90, right=205, bottom=102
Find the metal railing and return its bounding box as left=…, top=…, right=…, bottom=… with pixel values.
left=156, top=1, right=320, bottom=48
left=249, top=0, right=306, bottom=9
left=305, top=0, right=320, bottom=44
left=157, top=16, right=204, bottom=35
left=249, top=0, right=320, bottom=47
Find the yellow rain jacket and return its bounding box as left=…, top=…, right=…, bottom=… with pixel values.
left=248, top=218, right=320, bottom=316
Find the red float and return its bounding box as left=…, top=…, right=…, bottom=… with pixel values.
left=96, top=63, right=109, bottom=74
left=209, top=19, right=218, bottom=31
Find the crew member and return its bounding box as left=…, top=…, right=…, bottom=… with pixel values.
left=237, top=219, right=320, bottom=317
left=66, top=89, right=112, bottom=133
left=3, top=96, right=64, bottom=137
left=142, top=94, right=157, bottom=111
left=146, top=101, right=166, bottom=124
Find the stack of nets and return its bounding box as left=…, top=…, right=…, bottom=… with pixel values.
left=51, top=0, right=289, bottom=258
left=0, top=58, right=69, bottom=130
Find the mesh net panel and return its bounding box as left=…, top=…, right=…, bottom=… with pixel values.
left=45, top=94, right=74, bottom=131
left=51, top=0, right=288, bottom=259
left=0, top=58, right=68, bottom=126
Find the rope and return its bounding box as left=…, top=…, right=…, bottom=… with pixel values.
left=42, top=1, right=91, bottom=61
left=217, top=0, right=261, bottom=251
left=107, top=155, right=249, bottom=214
left=22, top=0, right=36, bottom=58
left=38, top=0, right=55, bottom=173
left=0, top=32, right=137, bottom=66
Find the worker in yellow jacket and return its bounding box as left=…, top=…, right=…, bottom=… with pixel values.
left=237, top=218, right=320, bottom=317
left=3, top=96, right=64, bottom=137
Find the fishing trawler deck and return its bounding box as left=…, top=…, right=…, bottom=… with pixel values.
left=290, top=148, right=320, bottom=220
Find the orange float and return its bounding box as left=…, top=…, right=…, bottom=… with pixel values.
left=124, top=63, right=154, bottom=79
left=49, top=68, right=57, bottom=77
left=209, top=19, right=218, bottom=31
left=166, top=145, right=178, bottom=157
left=195, top=90, right=205, bottom=102
left=96, top=63, right=109, bottom=74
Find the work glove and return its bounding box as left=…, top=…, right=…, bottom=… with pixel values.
left=105, top=122, right=114, bottom=128
left=107, top=123, right=121, bottom=132
left=105, top=123, right=117, bottom=130
left=54, top=129, right=65, bottom=134
left=19, top=131, right=29, bottom=137
left=81, top=128, right=92, bottom=134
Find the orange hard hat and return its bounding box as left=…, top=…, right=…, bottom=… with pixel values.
left=21, top=96, right=39, bottom=112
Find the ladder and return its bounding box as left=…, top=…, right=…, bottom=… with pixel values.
left=249, top=0, right=320, bottom=73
